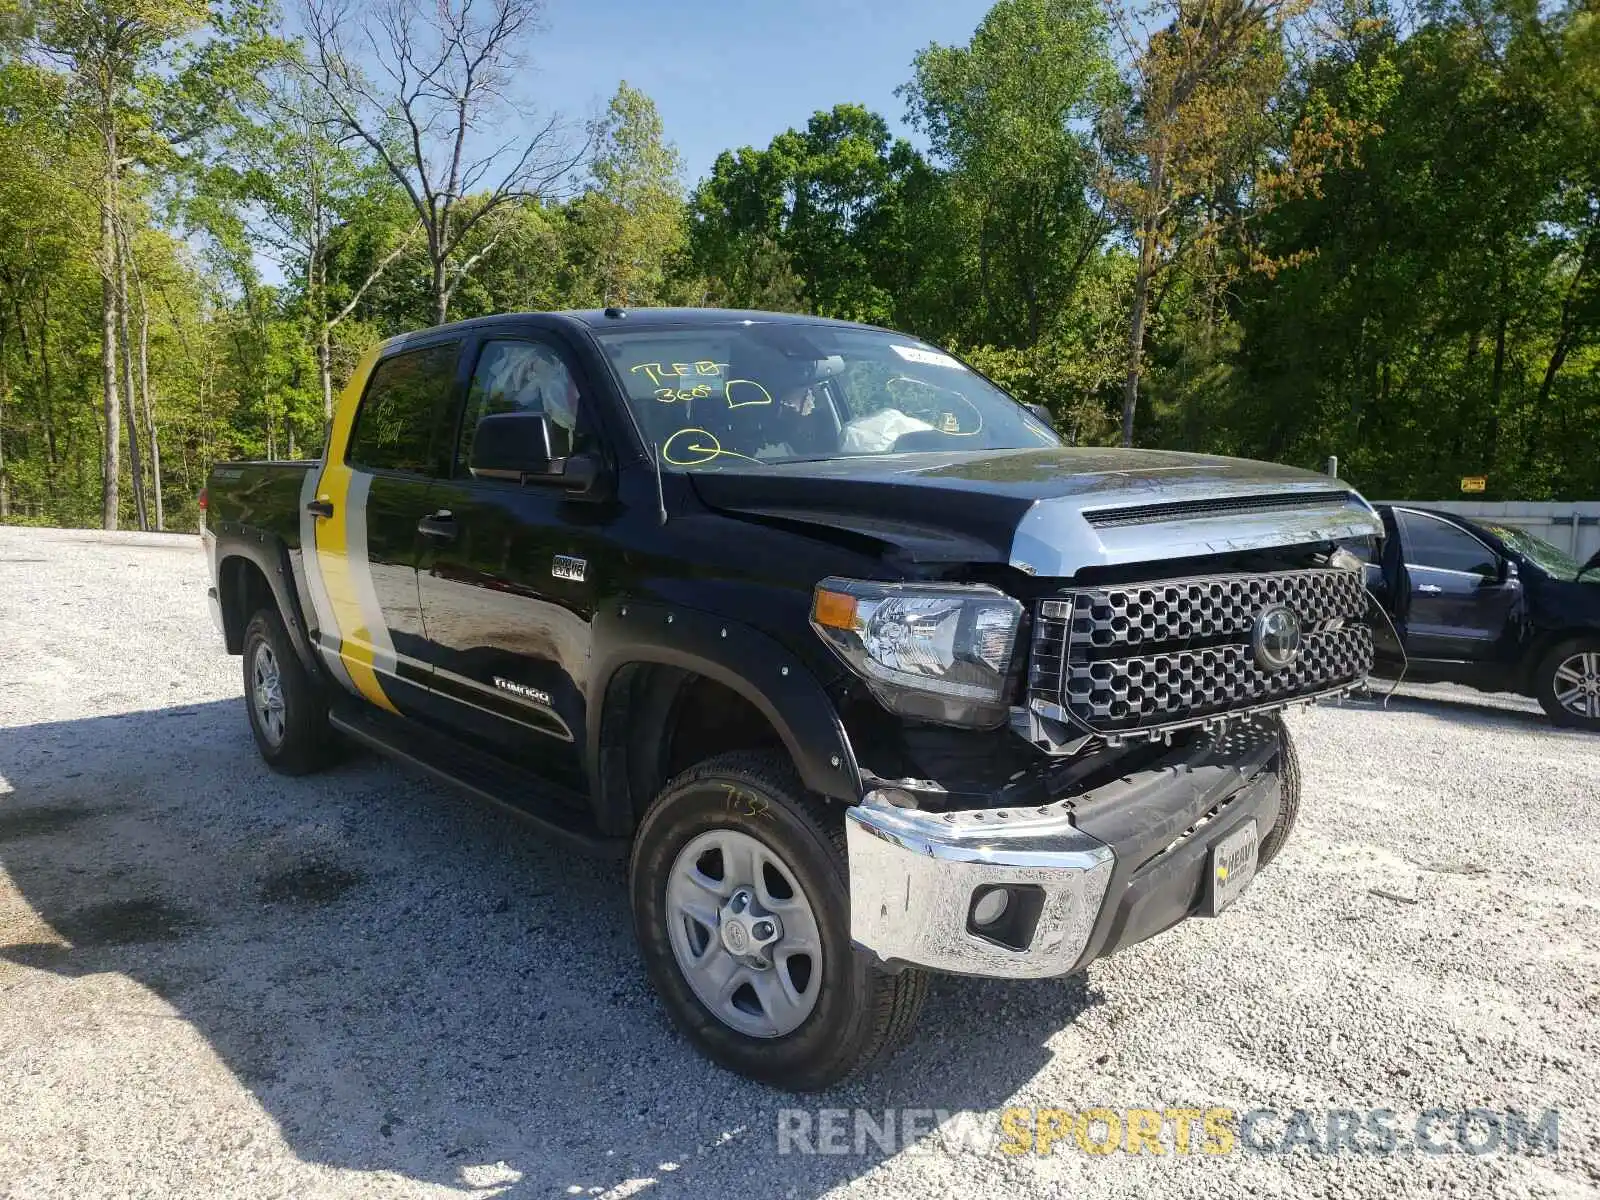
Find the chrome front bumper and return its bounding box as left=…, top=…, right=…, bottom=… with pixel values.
left=844, top=803, right=1115, bottom=979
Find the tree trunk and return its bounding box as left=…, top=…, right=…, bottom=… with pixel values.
left=319, top=321, right=334, bottom=421
left=135, top=269, right=163, bottom=529
left=99, top=170, right=121, bottom=530
left=40, top=282, right=56, bottom=503
left=116, top=220, right=148, bottom=530
left=1122, top=224, right=1157, bottom=448
left=431, top=254, right=449, bottom=326
left=1536, top=227, right=1596, bottom=410
left=1490, top=259, right=1508, bottom=408
left=0, top=315, right=9, bottom=520
left=311, top=245, right=334, bottom=422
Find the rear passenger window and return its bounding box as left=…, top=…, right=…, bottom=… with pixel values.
left=1398, top=511, right=1498, bottom=576
left=347, top=343, right=460, bottom=474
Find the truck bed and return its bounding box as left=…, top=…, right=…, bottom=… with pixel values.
left=206, top=459, right=318, bottom=545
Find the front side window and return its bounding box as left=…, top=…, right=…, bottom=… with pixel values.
left=594, top=323, right=1059, bottom=470
left=347, top=342, right=460, bottom=474
left=1398, top=511, right=1498, bottom=577
left=1479, top=522, right=1587, bottom=582
left=458, top=339, right=590, bottom=472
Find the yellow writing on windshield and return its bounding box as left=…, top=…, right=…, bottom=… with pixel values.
left=653, top=385, right=712, bottom=403
left=661, top=428, right=763, bottom=467
left=724, top=379, right=773, bottom=409
left=630, top=361, right=727, bottom=386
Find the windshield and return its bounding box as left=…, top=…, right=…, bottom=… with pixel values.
left=1480, top=521, right=1592, bottom=582
left=594, top=323, right=1060, bottom=470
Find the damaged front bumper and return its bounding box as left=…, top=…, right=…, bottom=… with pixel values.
left=844, top=721, right=1283, bottom=979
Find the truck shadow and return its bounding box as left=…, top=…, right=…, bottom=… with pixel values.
left=1346, top=686, right=1562, bottom=733
left=0, top=701, right=1097, bottom=1197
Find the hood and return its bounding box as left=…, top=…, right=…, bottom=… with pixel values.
left=688, top=447, right=1383, bottom=576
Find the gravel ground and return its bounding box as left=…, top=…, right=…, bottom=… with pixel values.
left=1, top=525, right=1597, bottom=1200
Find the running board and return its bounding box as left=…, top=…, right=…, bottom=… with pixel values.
left=329, top=700, right=627, bottom=859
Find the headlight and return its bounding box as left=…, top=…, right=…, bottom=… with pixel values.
left=810, top=577, right=1023, bottom=728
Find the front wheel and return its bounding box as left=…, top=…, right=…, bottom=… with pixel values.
left=629, top=751, right=926, bottom=1091
left=1257, top=718, right=1301, bottom=870
left=1535, top=638, right=1600, bottom=731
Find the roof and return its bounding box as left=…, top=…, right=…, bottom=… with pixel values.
left=381, top=308, right=885, bottom=350
left=560, top=307, right=877, bottom=331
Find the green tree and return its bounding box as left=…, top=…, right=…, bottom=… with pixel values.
left=1102, top=0, right=1316, bottom=446
left=31, top=0, right=209, bottom=526
left=903, top=0, right=1116, bottom=348
left=566, top=82, right=686, bottom=308
left=1217, top=0, right=1599, bottom=497
left=209, top=60, right=419, bottom=421
left=688, top=104, right=936, bottom=324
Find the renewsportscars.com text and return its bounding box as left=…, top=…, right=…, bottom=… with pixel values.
left=775, top=1106, right=1561, bottom=1158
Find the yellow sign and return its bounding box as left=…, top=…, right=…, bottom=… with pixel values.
left=1461, top=476, right=1487, bottom=494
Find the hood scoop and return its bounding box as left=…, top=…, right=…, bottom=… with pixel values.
left=1082, top=489, right=1355, bottom=529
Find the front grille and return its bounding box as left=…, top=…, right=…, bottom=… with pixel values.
left=1030, top=567, right=1372, bottom=737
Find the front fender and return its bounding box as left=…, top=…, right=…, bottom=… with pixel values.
left=586, top=600, right=863, bottom=809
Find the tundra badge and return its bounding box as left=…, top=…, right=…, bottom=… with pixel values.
left=494, top=677, right=554, bottom=707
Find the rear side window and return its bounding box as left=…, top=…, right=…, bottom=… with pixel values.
left=347, top=343, right=460, bottom=473
left=1397, top=510, right=1498, bottom=576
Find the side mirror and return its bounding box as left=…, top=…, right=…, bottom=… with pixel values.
left=1026, top=403, right=1056, bottom=431
left=1499, top=558, right=1519, bottom=584
left=468, top=410, right=598, bottom=492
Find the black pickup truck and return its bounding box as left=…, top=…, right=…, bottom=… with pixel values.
left=1364, top=505, right=1600, bottom=728
left=204, top=308, right=1383, bottom=1090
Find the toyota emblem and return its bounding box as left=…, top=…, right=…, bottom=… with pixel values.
left=1252, top=605, right=1303, bottom=672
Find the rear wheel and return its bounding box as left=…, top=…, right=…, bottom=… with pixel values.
left=242, top=607, right=338, bottom=774
left=629, top=751, right=926, bottom=1091
left=1535, top=638, right=1600, bottom=731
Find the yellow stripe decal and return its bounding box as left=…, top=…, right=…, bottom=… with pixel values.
left=311, top=346, right=399, bottom=714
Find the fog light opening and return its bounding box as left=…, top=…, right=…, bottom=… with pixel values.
left=965, top=883, right=1048, bottom=951
left=971, top=886, right=1010, bottom=927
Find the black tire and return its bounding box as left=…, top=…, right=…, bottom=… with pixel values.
left=241, top=606, right=337, bottom=775
left=1533, top=637, right=1600, bottom=731
left=629, top=750, right=927, bottom=1091
left=1257, top=718, right=1301, bottom=870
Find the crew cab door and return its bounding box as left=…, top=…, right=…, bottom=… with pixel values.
left=305, top=339, right=463, bottom=717
left=412, top=332, right=610, bottom=789
left=1392, top=508, right=1518, bottom=660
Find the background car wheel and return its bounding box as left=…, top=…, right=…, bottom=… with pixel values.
left=242, top=606, right=337, bottom=774
left=1534, top=638, right=1600, bottom=731
left=629, top=750, right=927, bottom=1091
left=1257, top=717, right=1301, bottom=870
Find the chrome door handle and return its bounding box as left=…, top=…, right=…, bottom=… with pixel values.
left=1416, top=584, right=1443, bottom=594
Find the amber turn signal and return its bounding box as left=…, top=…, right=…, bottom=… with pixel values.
left=812, top=588, right=858, bottom=631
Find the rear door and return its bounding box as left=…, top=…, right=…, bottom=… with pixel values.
left=1393, top=508, right=1517, bottom=660
left=412, top=331, right=610, bottom=789
left=304, top=339, right=463, bottom=717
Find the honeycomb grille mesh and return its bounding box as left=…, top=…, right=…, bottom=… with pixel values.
left=1031, top=568, right=1372, bottom=734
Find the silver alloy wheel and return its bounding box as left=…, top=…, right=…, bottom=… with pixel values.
left=1552, top=651, right=1600, bottom=721
left=664, top=828, right=823, bottom=1038
left=251, top=640, right=287, bottom=747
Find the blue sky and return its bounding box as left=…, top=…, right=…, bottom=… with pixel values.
left=534, top=0, right=998, bottom=185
